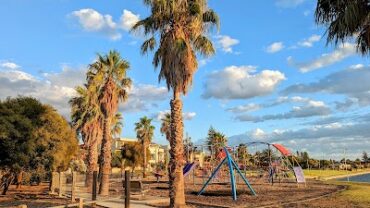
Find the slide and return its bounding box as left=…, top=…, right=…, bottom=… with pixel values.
left=183, top=162, right=196, bottom=177
left=293, top=166, right=306, bottom=183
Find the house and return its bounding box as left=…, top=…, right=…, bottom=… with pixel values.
left=148, top=143, right=170, bottom=169
left=112, top=138, right=169, bottom=171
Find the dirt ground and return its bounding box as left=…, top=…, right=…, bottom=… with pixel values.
left=0, top=183, right=73, bottom=208
left=0, top=179, right=365, bottom=208
left=146, top=179, right=353, bottom=208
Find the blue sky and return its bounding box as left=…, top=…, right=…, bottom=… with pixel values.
left=1, top=0, right=370, bottom=159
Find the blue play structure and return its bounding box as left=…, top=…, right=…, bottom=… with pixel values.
left=197, top=147, right=256, bottom=200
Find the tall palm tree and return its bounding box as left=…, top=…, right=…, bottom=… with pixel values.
left=70, top=85, right=103, bottom=189
left=160, top=112, right=171, bottom=142
left=87, top=50, right=131, bottom=196
left=132, top=1, right=219, bottom=206
left=135, top=116, right=155, bottom=178
left=315, top=0, right=370, bottom=54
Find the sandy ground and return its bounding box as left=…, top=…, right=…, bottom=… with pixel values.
left=0, top=183, right=72, bottom=208
left=0, top=178, right=365, bottom=208
left=146, top=179, right=349, bottom=208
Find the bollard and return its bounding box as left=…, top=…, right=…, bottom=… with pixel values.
left=79, top=198, right=84, bottom=208
left=58, top=172, right=63, bottom=197
left=125, top=170, right=130, bottom=208
left=92, top=171, right=97, bottom=201
left=71, top=172, right=76, bottom=202
left=50, top=172, right=57, bottom=194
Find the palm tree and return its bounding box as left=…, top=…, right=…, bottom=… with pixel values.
left=315, top=0, right=370, bottom=54
left=135, top=116, right=155, bottom=178
left=70, top=85, right=103, bottom=189
left=132, top=1, right=219, bottom=206
left=160, top=112, right=171, bottom=142
left=206, top=129, right=227, bottom=158
left=87, top=50, right=131, bottom=196
left=111, top=113, right=123, bottom=139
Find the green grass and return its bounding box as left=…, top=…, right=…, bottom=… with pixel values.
left=303, top=169, right=370, bottom=179
left=328, top=181, right=370, bottom=204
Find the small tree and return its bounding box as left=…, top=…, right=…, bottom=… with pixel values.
left=362, top=151, right=368, bottom=163
left=135, top=116, right=155, bottom=178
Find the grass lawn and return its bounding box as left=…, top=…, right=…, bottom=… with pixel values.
left=328, top=181, right=370, bottom=205
left=303, top=169, right=370, bottom=179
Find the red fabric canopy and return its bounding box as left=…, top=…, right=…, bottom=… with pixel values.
left=272, top=143, right=291, bottom=156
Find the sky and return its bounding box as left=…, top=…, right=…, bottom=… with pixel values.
left=1, top=0, right=370, bottom=160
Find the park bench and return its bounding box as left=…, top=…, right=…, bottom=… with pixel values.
left=122, top=180, right=150, bottom=196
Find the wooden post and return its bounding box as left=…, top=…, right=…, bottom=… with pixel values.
left=79, top=198, right=83, bottom=208
left=50, top=172, right=57, bottom=194
left=58, top=172, right=63, bottom=197
left=92, top=171, right=97, bottom=201
left=125, top=170, right=130, bottom=208
left=71, top=172, right=76, bottom=202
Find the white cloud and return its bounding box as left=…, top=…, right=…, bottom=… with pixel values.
left=303, top=10, right=311, bottom=16
left=228, top=121, right=370, bottom=160
left=0, top=62, right=167, bottom=117
left=216, top=35, right=240, bottom=53
left=0, top=61, right=20, bottom=70
left=276, top=0, right=305, bottom=8
left=226, top=103, right=260, bottom=113
left=288, top=42, right=356, bottom=72
left=155, top=110, right=196, bottom=121
left=202, top=65, right=285, bottom=100
left=266, top=42, right=284, bottom=53
left=121, top=84, right=168, bottom=113
left=120, top=9, right=140, bottom=31
left=250, top=128, right=266, bottom=140
left=234, top=97, right=331, bottom=122
left=0, top=63, right=86, bottom=118
left=298, top=34, right=321, bottom=48
left=283, top=64, right=370, bottom=107
left=70, top=8, right=140, bottom=40
left=183, top=112, right=197, bottom=120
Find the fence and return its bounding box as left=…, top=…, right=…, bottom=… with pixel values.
left=50, top=171, right=127, bottom=202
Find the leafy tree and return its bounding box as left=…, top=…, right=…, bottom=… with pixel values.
left=87, top=50, right=131, bottom=195
left=132, top=0, right=219, bottom=206
left=121, top=142, right=150, bottom=174
left=315, top=0, right=370, bottom=55
left=135, top=116, right=155, bottom=178
left=0, top=97, right=78, bottom=194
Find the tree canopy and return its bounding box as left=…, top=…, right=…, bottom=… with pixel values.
left=0, top=97, right=79, bottom=194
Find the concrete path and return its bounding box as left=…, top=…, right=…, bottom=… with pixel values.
left=56, top=191, right=169, bottom=208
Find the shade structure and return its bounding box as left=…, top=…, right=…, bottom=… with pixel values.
left=272, top=143, right=291, bottom=156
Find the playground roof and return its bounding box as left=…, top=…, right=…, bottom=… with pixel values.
left=272, top=143, right=291, bottom=156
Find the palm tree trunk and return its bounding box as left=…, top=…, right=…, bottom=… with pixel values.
left=86, top=138, right=98, bottom=189
left=169, top=91, right=186, bottom=207
left=143, top=143, right=147, bottom=178
left=99, top=117, right=112, bottom=196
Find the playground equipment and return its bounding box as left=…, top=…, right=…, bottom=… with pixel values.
left=197, top=147, right=256, bottom=200
left=243, top=142, right=306, bottom=185
left=183, top=162, right=196, bottom=177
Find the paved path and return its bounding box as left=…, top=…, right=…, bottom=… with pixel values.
left=59, top=191, right=169, bottom=208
